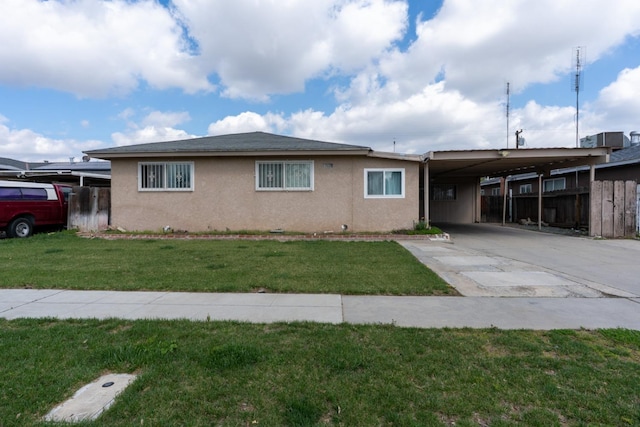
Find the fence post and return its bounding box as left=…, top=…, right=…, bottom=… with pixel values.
left=624, top=181, right=637, bottom=237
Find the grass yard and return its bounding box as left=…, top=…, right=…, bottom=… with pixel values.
left=1, top=319, right=639, bottom=426
left=0, top=232, right=454, bottom=295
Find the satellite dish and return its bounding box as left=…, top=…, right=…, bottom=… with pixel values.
left=518, top=137, right=525, bottom=147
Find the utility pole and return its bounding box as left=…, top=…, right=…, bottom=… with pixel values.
left=515, top=129, right=523, bottom=150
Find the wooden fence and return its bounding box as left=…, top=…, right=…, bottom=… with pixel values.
left=590, top=180, right=637, bottom=238
left=481, top=180, right=638, bottom=238
left=68, top=187, right=111, bottom=232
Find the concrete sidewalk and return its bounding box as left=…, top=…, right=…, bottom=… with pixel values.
left=2, top=289, right=639, bottom=330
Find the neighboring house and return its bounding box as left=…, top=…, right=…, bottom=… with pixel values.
left=85, top=132, right=422, bottom=233
left=0, top=157, right=111, bottom=187
left=0, top=157, right=45, bottom=172
left=480, top=132, right=640, bottom=226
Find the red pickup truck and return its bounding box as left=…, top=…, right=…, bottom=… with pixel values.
left=0, top=180, right=72, bottom=238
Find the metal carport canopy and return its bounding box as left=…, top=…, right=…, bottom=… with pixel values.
left=423, top=147, right=610, bottom=179
left=421, top=147, right=610, bottom=229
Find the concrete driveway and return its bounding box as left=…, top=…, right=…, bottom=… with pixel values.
left=399, top=224, right=640, bottom=298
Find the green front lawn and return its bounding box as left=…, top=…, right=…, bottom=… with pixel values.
left=1, top=319, right=639, bottom=426
left=0, top=232, right=454, bottom=295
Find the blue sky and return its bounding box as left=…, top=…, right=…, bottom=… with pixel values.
left=1, top=0, right=640, bottom=162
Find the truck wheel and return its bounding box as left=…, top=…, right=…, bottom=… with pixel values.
left=8, top=217, right=34, bottom=238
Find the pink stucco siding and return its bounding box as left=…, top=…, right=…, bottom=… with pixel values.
left=110, top=155, right=419, bottom=233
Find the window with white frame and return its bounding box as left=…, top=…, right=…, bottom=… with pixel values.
left=543, top=177, right=566, bottom=192
left=520, top=183, right=532, bottom=194
left=491, top=187, right=500, bottom=196
left=431, top=184, right=456, bottom=201
left=364, top=169, right=404, bottom=198
left=139, top=162, right=193, bottom=191
left=256, top=161, right=314, bottom=191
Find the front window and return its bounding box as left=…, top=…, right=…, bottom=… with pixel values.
left=543, top=177, right=566, bottom=192
left=431, top=184, right=457, bottom=201
left=256, top=161, right=313, bottom=191
left=139, top=162, right=193, bottom=191
left=365, top=169, right=404, bottom=198
left=520, top=184, right=532, bottom=194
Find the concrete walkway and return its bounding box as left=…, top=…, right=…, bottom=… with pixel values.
left=2, top=288, right=639, bottom=330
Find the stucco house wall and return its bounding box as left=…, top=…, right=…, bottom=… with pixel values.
left=429, top=178, right=478, bottom=224
left=110, top=155, right=419, bottom=233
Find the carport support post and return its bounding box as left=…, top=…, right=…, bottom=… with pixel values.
left=589, top=163, right=595, bottom=236
left=502, top=176, right=509, bottom=226
left=538, top=173, right=543, bottom=231
left=423, top=162, right=430, bottom=227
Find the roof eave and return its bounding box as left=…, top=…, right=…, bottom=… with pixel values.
left=367, top=151, right=422, bottom=162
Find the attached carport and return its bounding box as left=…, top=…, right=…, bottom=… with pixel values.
left=422, top=147, right=610, bottom=232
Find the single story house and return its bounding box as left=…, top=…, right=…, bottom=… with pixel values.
left=85, top=132, right=609, bottom=233
left=85, top=132, right=422, bottom=233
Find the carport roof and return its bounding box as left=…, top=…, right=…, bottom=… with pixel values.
left=424, top=147, right=610, bottom=179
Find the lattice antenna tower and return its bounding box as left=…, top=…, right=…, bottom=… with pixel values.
left=506, top=82, right=510, bottom=148
left=573, top=47, right=585, bottom=148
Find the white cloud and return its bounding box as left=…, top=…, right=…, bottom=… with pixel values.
left=111, top=127, right=195, bottom=147
left=589, top=66, right=640, bottom=130
left=207, top=112, right=288, bottom=136
left=0, top=0, right=212, bottom=97
left=0, top=0, right=408, bottom=101
left=262, top=0, right=639, bottom=152
left=171, top=0, right=408, bottom=100
left=0, top=121, right=103, bottom=162
left=379, top=0, right=640, bottom=103
left=142, top=111, right=191, bottom=128
left=2, top=0, right=640, bottom=161
left=117, top=108, right=136, bottom=121
left=298, top=82, right=499, bottom=151
left=111, top=110, right=195, bottom=146
left=511, top=101, right=579, bottom=148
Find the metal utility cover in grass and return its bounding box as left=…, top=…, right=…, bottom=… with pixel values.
left=43, top=373, right=137, bottom=422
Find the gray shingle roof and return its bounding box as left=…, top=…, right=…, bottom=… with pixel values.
left=609, top=144, right=640, bottom=163
left=34, top=161, right=111, bottom=173
left=0, top=157, right=47, bottom=171
left=85, top=132, right=371, bottom=158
